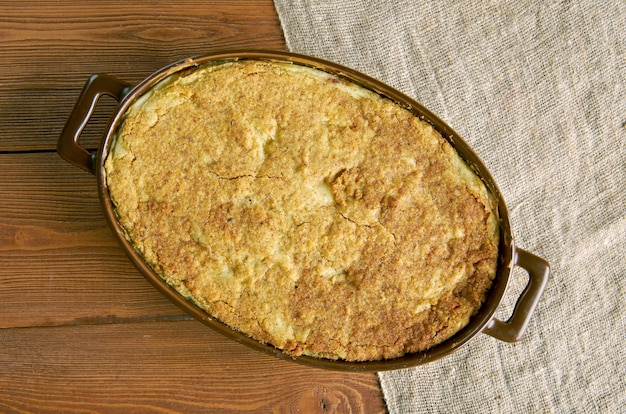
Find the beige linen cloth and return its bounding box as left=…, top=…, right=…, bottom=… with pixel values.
left=273, top=1, right=625, bottom=412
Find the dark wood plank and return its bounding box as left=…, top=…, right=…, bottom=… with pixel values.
left=0, top=321, right=386, bottom=413
left=0, top=0, right=286, bottom=152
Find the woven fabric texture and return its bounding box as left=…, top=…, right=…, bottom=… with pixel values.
left=273, top=1, right=625, bottom=412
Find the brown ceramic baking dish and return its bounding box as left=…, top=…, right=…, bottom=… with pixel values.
left=57, top=50, right=549, bottom=371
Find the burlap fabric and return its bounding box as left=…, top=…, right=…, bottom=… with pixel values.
left=273, top=1, right=625, bottom=412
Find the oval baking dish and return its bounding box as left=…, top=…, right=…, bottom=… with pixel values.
left=57, top=50, right=549, bottom=371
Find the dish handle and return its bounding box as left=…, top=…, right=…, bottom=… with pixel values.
left=482, top=248, right=550, bottom=342
left=57, top=74, right=132, bottom=174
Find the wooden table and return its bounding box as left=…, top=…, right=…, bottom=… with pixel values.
left=0, top=1, right=386, bottom=412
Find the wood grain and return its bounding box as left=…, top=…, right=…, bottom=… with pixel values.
left=0, top=1, right=387, bottom=412
left=0, top=321, right=386, bottom=413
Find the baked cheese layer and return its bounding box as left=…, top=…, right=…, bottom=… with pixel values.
left=105, top=60, right=499, bottom=361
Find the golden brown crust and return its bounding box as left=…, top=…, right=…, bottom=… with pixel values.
left=105, top=60, right=499, bottom=361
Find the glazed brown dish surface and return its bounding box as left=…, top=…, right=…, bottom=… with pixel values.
left=58, top=50, right=550, bottom=371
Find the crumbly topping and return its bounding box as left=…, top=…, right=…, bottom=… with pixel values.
left=105, top=60, right=499, bottom=361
